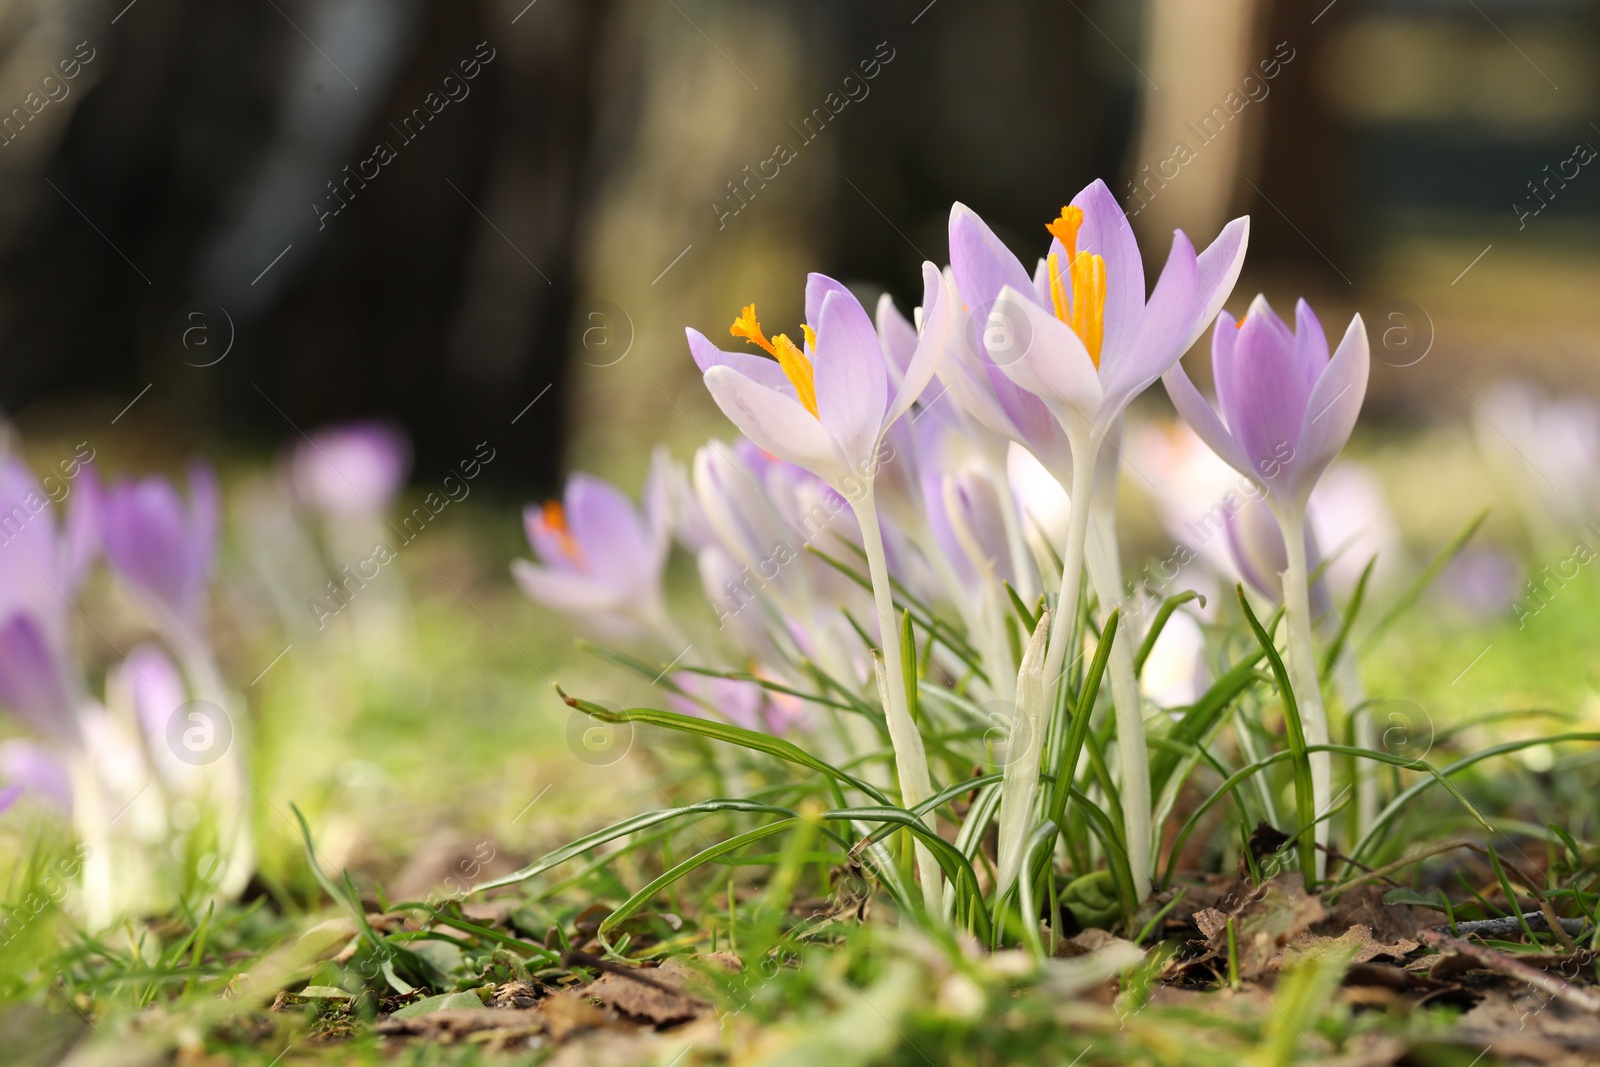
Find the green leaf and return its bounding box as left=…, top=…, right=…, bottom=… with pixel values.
left=1359, top=510, right=1486, bottom=654
left=1236, top=585, right=1317, bottom=882
left=390, top=991, right=484, bottom=1019
left=1133, top=590, right=1205, bottom=676
left=1319, top=557, right=1374, bottom=681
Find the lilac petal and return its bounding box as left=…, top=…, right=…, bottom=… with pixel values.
left=1178, top=215, right=1250, bottom=353
left=187, top=463, right=220, bottom=590
left=123, top=643, right=187, bottom=746
left=565, top=475, right=650, bottom=588
left=686, top=328, right=793, bottom=392
left=703, top=365, right=847, bottom=483
left=1161, top=354, right=1253, bottom=479
left=949, top=203, right=1035, bottom=311
left=1224, top=496, right=1287, bottom=599
left=875, top=293, right=918, bottom=386
left=1210, top=310, right=1241, bottom=430
left=1293, top=299, right=1330, bottom=391
left=523, top=504, right=581, bottom=572
left=1225, top=296, right=1308, bottom=486
left=0, top=614, right=78, bottom=742
left=1294, top=314, right=1370, bottom=505
left=1101, top=230, right=1197, bottom=414
left=290, top=422, right=410, bottom=515
left=0, top=784, right=18, bottom=814
left=1071, top=179, right=1145, bottom=361
left=1030, top=258, right=1052, bottom=308
left=885, top=263, right=949, bottom=428
left=64, top=466, right=102, bottom=594
left=813, top=287, right=889, bottom=466
left=0, top=740, right=71, bottom=809
left=805, top=273, right=853, bottom=331
left=989, top=286, right=1103, bottom=425
left=511, top=559, right=625, bottom=613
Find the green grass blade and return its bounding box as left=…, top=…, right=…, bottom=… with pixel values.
left=1133, top=591, right=1206, bottom=676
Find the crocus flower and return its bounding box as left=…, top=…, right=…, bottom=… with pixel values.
left=689, top=269, right=953, bottom=915
left=1163, top=295, right=1370, bottom=877
left=0, top=740, right=71, bottom=809
left=1163, top=296, right=1369, bottom=521
left=514, top=450, right=678, bottom=644
left=102, top=465, right=220, bottom=639
left=0, top=458, right=96, bottom=743
left=948, top=181, right=1247, bottom=454
left=687, top=267, right=950, bottom=494
left=288, top=420, right=411, bottom=517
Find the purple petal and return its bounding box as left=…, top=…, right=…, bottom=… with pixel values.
left=875, top=292, right=918, bottom=386
left=1070, top=179, right=1145, bottom=361
left=806, top=273, right=853, bottom=332
left=1211, top=310, right=1241, bottom=430
left=1293, top=299, right=1330, bottom=392
left=813, top=287, right=889, bottom=465
left=1100, top=230, right=1197, bottom=413
left=122, top=643, right=188, bottom=746
left=1294, top=313, right=1369, bottom=504
left=0, top=784, right=19, bottom=815
left=885, top=262, right=949, bottom=428
left=1178, top=215, right=1250, bottom=353
left=566, top=475, right=650, bottom=588
left=989, top=286, right=1103, bottom=424
left=1224, top=296, right=1307, bottom=487
left=0, top=614, right=78, bottom=742
left=949, top=203, right=1035, bottom=312
left=289, top=421, right=410, bottom=515
left=1161, top=351, right=1253, bottom=479
left=703, top=365, right=848, bottom=484
left=0, top=740, right=71, bottom=809
left=64, top=465, right=102, bottom=594
left=511, top=559, right=627, bottom=614
left=687, top=328, right=793, bottom=392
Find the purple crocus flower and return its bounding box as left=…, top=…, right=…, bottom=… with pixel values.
left=513, top=451, right=677, bottom=641
left=0, top=783, right=18, bottom=816
left=0, top=458, right=96, bottom=742
left=687, top=266, right=950, bottom=492
left=288, top=420, right=411, bottom=517
left=948, top=180, right=1247, bottom=451
left=102, top=465, right=220, bottom=637
left=0, top=739, right=72, bottom=810
left=1163, top=295, right=1370, bottom=878
left=1163, top=295, right=1369, bottom=519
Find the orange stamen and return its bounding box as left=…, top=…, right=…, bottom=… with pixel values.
left=542, top=500, right=581, bottom=560
left=730, top=303, right=819, bottom=418
left=1043, top=205, right=1106, bottom=368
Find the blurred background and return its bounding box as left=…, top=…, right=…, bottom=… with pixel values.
left=2, top=0, right=1600, bottom=893
left=1, top=0, right=1596, bottom=490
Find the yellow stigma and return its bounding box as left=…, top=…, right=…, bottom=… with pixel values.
left=730, top=303, right=819, bottom=418
left=1044, top=205, right=1105, bottom=367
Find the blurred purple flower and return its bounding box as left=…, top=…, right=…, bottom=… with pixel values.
left=102, top=464, right=220, bottom=635
left=513, top=451, right=673, bottom=635
left=0, top=458, right=96, bottom=741
left=667, top=671, right=804, bottom=735
left=0, top=783, right=19, bottom=815
left=0, top=739, right=71, bottom=810
left=289, top=421, right=411, bottom=517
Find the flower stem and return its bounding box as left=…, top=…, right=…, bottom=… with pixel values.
left=1041, top=441, right=1099, bottom=733
left=1279, top=509, right=1330, bottom=881
left=855, top=486, right=943, bottom=917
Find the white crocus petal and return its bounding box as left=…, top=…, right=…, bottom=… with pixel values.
left=703, top=365, right=849, bottom=486
left=988, top=286, right=1104, bottom=430
left=885, top=262, right=950, bottom=429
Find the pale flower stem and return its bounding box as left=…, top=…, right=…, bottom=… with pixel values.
left=993, top=467, right=1038, bottom=604
left=855, top=486, right=944, bottom=918
left=1041, top=442, right=1099, bottom=723
left=1279, top=509, right=1331, bottom=881
left=171, top=631, right=254, bottom=900
left=1086, top=512, right=1153, bottom=903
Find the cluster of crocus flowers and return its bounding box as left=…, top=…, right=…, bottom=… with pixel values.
left=0, top=454, right=248, bottom=926
left=519, top=177, right=1373, bottom=918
